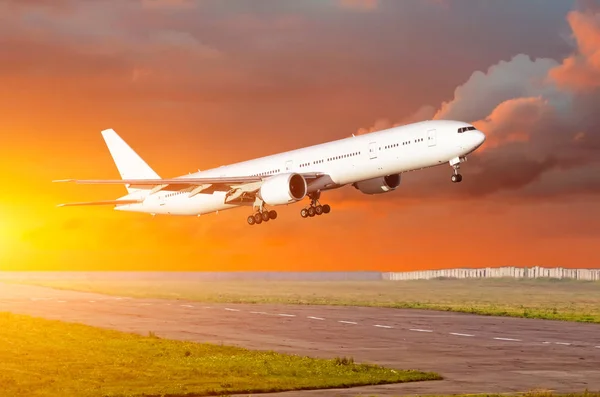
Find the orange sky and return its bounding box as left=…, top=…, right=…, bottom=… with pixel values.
left=2, top=0, right=600, bottom=271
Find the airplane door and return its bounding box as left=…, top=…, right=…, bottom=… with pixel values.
left=368, top=142, right=378, bottom=159
left=285, top=160, right=293, bottom=172
left=427, top=129, right=437, bottom=147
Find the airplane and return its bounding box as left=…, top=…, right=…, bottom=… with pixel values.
left=55, top=120, right=485, bottom=225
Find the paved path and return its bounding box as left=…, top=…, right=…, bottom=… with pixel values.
left=1, top=283, right=599, bottom=396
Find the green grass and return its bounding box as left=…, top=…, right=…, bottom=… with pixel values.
left=362, top=392, right=600, bottom=397
left=6, top=276, right=600, bottom=323
left=0, top=312, right=440, bottom=397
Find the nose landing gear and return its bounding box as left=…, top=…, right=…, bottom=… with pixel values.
left=449, top=157, right=465, bottom=183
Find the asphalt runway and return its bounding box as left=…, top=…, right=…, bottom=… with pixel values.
left=1, top=283, right=599, bottom=396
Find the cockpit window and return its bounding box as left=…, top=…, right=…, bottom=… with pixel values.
left=458, top=126, right=476, bottom=133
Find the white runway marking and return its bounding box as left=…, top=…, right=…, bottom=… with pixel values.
left=25, top=294, right=598, bottom=351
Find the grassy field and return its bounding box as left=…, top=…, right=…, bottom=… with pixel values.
left=0, top=312, right=439, bottom=397
left=7, top=276, right=600, bottom=323
left=364, top=392, right=600, bottom=397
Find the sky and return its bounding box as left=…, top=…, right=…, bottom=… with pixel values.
left=2, top=0, right=600, bottom=271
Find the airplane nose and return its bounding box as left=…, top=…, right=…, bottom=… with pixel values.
left=469, top=130, right=485, bottom=148
left=474, top=130, right=485, bottom=147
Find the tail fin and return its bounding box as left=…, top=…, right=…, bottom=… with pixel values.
left=101, top=129, right=160, bottom=193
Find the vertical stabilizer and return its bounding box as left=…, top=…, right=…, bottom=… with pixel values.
left=101, top=129, right=160, bottom=193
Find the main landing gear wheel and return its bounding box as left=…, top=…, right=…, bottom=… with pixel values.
left=301, top=193, right=331, bottom=219
left=451, top=174, right=463, bottom=183
left=247, top=209, right=278, bottom=225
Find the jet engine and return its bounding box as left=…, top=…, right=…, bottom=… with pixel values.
left=353, top=174, right=401, bottom=195
left=259, top=173, right=308, bottom=205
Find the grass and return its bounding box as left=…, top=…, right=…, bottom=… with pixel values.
left=7, top=276, right=600, bottom=324
left=7, top=273, right=600, bottom=323
left=362, top=392, right=600, bottom=397
left=0, top=312, right=440, bottom=397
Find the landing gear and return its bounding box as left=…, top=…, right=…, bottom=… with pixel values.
left=300, top=192, right=331, bottom=219
left=451, top=173, right=463, bottom=183
left=449, top=157, right=465, bottom=183
left=247, top=199, right=278, bottom=226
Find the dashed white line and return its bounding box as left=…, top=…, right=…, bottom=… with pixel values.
left=595, top=346, right=600, bottom=349
left=493, top=337, right=522, bottom=342
left=410, top=328, right=433, bottom=333
left=307, top=316, right=325, bottom=320
left=89, top=301, right=96, bottom=303
left=278, top=313, right=296, bottom=317
left=338, top=320, right=358, bottom=325
left=554, top=342, right=571, bottom=346
left=180, top=305, right=194, bottom=308
left=250, top=311, right=268, bottom=315
left=450, top=332, right=474, bottom=337
left=374, top=324, right=393, bottom=329
left=203, top=306, right=212, bottom=309
left=224, top=308, right=240, bottom=312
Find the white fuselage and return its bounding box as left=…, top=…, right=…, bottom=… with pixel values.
left=117, top=120, right=485, bottom=216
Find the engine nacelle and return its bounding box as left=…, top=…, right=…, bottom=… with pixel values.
left=353, top=174, right=401, bottom=195
left=259, top=173, right=307, bottom=205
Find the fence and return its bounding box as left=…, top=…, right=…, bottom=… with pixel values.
left=383, top=266, right=600, bottom=281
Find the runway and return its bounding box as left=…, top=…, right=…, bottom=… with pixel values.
left=1, top=283, right=599, bottom=396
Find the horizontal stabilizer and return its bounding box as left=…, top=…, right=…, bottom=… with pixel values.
left=57, top=199, right=143, bottom=207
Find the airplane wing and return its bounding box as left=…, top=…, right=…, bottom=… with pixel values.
left=57, top=199, right=144, bottom=207
left=54, top=172, right=327, bottom=203
left=53, top=173, right=324, bottom=188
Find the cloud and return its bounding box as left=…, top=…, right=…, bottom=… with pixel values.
left=472, top=96, right=551, bottom=150
left=140, top=0, right=197, bottom=9
left=549, top=10, right=600, bottom=91
left=353, top=9, right=600, bottom=203
left=434, top=54, right=563, bottom=122
left=337, top=0, right=378, bottom=12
